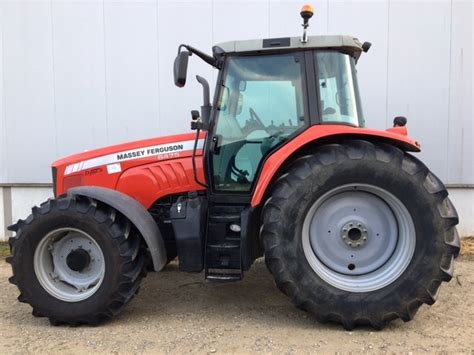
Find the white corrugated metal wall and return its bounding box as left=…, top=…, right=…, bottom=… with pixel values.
left=0, top=0, right=472, bottom=239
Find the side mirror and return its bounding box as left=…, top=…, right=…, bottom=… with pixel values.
left=174, top=51, right=190, bottom=87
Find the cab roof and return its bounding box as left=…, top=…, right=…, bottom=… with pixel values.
left=214, top=35, right=364, bottom=60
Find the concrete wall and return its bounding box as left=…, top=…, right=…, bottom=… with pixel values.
left=448, top=188, right=474, bottom=237
left=1, top=186, right=53, bottom=241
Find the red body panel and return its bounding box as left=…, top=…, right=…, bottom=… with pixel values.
left=116, top=157, right=205, bottom=208
left=53, top=124, right=418, bottom=210
left=53, top=132, right=206, bottom=207
left=250, top=124, right=420, bottom=207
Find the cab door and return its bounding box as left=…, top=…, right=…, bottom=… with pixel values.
left=208, top=51, right=311, bottom=197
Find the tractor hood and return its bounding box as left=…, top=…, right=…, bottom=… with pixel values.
left=52, top=133, right=200, bottom=172
left=52, top=132, right=205, bottom=196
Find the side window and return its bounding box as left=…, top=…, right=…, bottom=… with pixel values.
left=315, top=51, right=364, bottom=126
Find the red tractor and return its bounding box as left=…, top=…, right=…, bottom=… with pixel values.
left=7, top=5, right=459, bottom=329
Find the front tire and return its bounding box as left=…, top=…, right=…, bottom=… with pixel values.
left=7, top=194, right=146, bottom=325
left=261, top=140, right=460, bottom=329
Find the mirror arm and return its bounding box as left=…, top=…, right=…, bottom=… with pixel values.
left=181, top=44, right=217, bottom=68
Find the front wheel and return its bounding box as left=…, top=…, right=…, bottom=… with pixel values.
left=261, top=140, right=460, bottom=329
left=7, top=195, right=146, bottom=325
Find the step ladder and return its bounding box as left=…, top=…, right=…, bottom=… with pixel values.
left=204, top=206, right=243, bottom=282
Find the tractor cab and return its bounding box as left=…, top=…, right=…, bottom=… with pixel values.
left=174, top=5, right=370, bottom=197
left=172, top=6, right=373, bottom=280
left=209, top=38, right=365, bottom=194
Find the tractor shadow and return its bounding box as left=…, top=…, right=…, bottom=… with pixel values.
left=121, top=259, right=313, bottom=328
left=2, top=257, right=404, bottom=331
left=117, top=259, right=401, bottom=332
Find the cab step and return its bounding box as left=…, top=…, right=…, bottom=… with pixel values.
left=204, top=204, right=245, bottom=282
left=207, top=243, right=240, bottom=251
left=206, top=270, right=242, bottom=282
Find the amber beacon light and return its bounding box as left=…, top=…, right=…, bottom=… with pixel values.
left=300, top=4, right=314, bottom=43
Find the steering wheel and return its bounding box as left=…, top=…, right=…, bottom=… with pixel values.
left=249, top=107, right=266, bottom=130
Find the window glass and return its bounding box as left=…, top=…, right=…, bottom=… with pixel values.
left=212, top=53, right=306, bottom=192
left=315, top=52, right=364, bottom=126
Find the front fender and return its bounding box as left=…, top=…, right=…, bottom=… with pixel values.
left=68, top=186, right=167, bottom=271
left=251, top=124, right=420, bottom=208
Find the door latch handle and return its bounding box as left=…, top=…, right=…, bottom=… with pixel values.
left=210, top=135, right=220, bottom=154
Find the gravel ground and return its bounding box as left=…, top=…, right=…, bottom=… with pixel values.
left=1, top=257, right=473, bottom=354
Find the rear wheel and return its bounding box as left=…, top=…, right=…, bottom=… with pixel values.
left=7, top=195, right=146, bottom=325
left=261, top=140, right=460, bottom=329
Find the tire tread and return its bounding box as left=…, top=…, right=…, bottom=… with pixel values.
left=7, top=194, right=146, bottom=326
left=261, top=139, right=460, bottom=329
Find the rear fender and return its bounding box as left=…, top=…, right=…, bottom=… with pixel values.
left=68, top=186, right=167, bottom=271
left=251, top=125, right=420, bottom=208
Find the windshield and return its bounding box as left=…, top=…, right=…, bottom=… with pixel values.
left=212, top=52, right=307, bottom=192
left=315, top=52, right=364, bottom=126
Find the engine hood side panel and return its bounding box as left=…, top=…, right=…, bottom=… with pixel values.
left=116, top=156, right=207, bottom=209
left=53, top=132, right=206, bottom=200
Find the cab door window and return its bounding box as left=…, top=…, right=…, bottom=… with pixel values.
left=212, top=53, right=307, bottom=192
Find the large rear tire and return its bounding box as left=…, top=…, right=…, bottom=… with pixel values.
left=261, top=140, right=460, bottom=329
left=7, top=194, right=146, bottom=326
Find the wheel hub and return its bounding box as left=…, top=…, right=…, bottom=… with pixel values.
left=34, top=228, right=105, bottom=302
left=66, top=248, right=91, bottom=272
left=341, top=221, right=368, bottom=248
left=308, top=188, right=398, bottom=275
left=302, top=184, right=416, bottom=292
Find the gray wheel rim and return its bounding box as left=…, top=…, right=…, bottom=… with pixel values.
left=302, top=184, right=416, bottom=292
left=34, top=228, right=105, bottom=302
